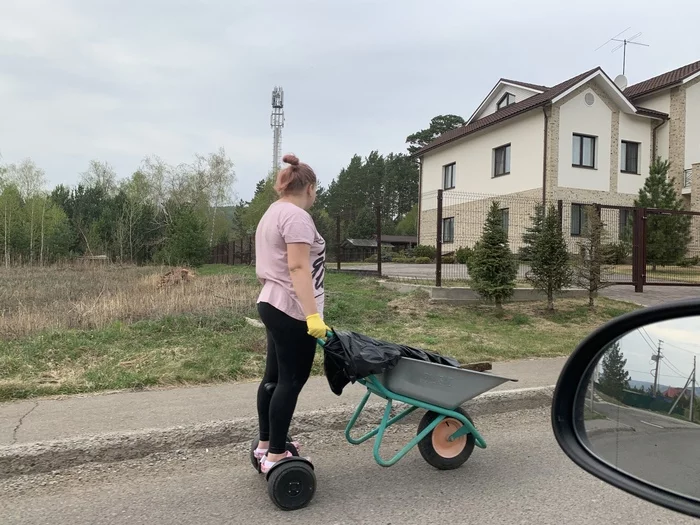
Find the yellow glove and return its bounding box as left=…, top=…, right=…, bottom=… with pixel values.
left=306, top=313, right=330, bottom=339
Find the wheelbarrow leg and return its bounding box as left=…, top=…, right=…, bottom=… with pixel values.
left=371, top=399, right=445, bottom=467
left=346, top=391, right=419, bottom=446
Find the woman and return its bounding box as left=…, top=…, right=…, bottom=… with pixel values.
left=253, top=153, right=329, bottom=474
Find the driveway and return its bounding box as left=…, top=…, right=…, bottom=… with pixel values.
left=340, top=264, right=700, bottom=306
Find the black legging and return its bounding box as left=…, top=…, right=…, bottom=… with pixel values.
left=257, top=302, right=317, bottom=455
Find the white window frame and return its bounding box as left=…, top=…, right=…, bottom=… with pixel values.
left=442, top=163, right=456, bottom=190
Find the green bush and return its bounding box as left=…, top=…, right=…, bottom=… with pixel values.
left=414, top=245, right=436, bottom=260
left=442, top=255, right=455, bottom=264
left=455, top=246, right=473, bottom=265
left=364, top=253, right=392, bottom=263
left=393, top=256, right=417, bottom=264
left=677, top=256, right=700, bottom=267
left=602, top=242, right=631, bottom=265
left=415, top=257, right=432, bottom=264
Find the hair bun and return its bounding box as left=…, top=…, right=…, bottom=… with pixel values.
left=282, top=153, right=300, bottom=166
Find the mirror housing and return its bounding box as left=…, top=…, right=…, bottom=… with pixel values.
left=552, top=299, right=700, bottom=519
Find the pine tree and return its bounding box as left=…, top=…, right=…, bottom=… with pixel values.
left=163, top=204, right=210, bottom=267
left=634, top=158, right=692, bottom=270
left=575, top=205, right=612, bottom=308
left=527, top=204, right=573, bottom=311
left=519, top=203, right=544, bottom=261
left=599, top=341, right=631, bottom=401
left=469, top=201, right=517, bottom=310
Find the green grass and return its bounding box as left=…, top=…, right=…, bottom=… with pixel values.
left=0, top=264, right=640, bottom=401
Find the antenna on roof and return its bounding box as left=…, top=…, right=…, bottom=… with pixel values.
left=596, top=28, right=649, bottom=76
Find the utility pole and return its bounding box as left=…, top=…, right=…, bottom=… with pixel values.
left=589, top=360, right=599, bottom=410
left=691, top=356, right=696, bottom=423
left=652, top=340, right=663, bottom=396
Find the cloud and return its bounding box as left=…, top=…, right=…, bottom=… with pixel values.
left=1, top=0, right=699, bottom=201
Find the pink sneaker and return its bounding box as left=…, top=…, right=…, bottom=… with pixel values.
left=254, top=441, right=301, bottom=460
left=260, top=451, right=295, bottom=474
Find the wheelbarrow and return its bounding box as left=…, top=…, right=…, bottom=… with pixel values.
left=255, top=334, right=516, bottom=511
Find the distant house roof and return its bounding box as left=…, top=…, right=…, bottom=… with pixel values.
left=624, top=60, right=700, bottom=99
left=662, top=387, right=689, bottom=399
left=342, top=239, right=393, bottom=248
left=372, top=235, right=418, bottom=244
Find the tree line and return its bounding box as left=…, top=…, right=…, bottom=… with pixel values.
left=0, top=114, right=468, bottom=267
left=229, top=115, right=467, bottom=249
left=0, top=149, right=236, bottom=267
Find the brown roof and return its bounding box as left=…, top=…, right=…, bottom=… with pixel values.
left=500, top=78, right=550, bottom=92
left=634, top=106, right=668, bottom=119
left=624, top=60, right=700, bottom=99
left=415, top=67, right=599, bottom=156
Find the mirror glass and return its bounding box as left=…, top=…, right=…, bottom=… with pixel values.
left=577, top=315, right=700, bottom=501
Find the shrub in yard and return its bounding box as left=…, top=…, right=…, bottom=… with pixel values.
left=601, top=242, right=631, bottom=265
left=415, top=257, right=431, bottom=264
left=635, top=158, right=692, bottom=270
left=364, top=254, right=377, bottom=263
left=455, top=246, right=473, bottom=265
left=527, top=204, right=573, bottom=311
left=468, top=201, right=517, bottom=311
left=677, top=256, right=700, bottom=267
left=414, top=244, right=436, bottom=260
left=574, top=205, right=613, bottom=308
left=442, top=255, right=456, bottom=264
left=519, top=204, right=545, bottom=262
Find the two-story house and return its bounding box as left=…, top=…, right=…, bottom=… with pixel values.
left=415, top=60, right=700, bottom=250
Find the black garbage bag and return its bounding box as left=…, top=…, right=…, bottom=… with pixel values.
left=322, top=330, right=460, bottom=396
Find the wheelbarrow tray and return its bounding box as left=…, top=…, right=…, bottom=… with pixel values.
left=372, top=357, right=516, bottom=410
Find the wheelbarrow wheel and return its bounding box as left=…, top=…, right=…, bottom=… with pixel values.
left=417, top=408, right=475, bottom=470
left=249, top=435, right=297, bottom=472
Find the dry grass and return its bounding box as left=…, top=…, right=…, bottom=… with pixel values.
left=0, top=264, right=640, bottom=401
left=0, top=264, right=259, bottom=339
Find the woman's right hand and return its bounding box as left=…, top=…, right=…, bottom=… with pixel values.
left=306, top=313, right=329, bottom=339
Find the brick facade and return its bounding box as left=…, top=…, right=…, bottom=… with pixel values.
left=669, top=86, right=686, bottom=196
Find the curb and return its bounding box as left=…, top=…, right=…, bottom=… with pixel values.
left=0, top=385, right=554, bottom=479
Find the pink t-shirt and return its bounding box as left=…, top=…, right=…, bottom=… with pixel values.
left=255, top=201, right=326, bottom=321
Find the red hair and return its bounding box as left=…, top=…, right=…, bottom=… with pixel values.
left=274, top=154, right=317, bottom=195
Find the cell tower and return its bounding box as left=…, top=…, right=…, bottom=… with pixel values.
left=271, top=87, right=285, bottom=173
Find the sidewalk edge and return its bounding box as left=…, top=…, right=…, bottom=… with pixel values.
left=0, top=385, right=554, bottom=478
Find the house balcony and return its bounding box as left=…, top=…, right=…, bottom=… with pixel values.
left=683, top=168, right=692, bottom=195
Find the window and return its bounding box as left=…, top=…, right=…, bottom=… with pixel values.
left=442, top=217, right=455, bottom=244
left=572, top=134, right=596, bottom=168
left=621, top=141, right=640, bottom=174
left=500, top=208, right=510, bottom=237
left=494, top=144, right=511, bottom=177
left=571, top=204, right=588, bottom=236
left=442, top=163, right=455, bottom=190
left=497, top=92, right=515, bottom=110
left=619, top=209, right=633, bottom=240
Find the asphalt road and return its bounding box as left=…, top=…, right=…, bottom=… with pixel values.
left=1, top=408, right=694, bottom=525
left=591, top=401, right=698, bottom=435
left=586, top=402, right=700, bottom=500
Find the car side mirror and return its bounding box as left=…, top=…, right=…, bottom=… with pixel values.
left=552, top=299, right=700, bottom=519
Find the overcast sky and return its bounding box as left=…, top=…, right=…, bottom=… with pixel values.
left=2, top=0, right=699, bottom=202
left=613, top=317, right=700, bottom=389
